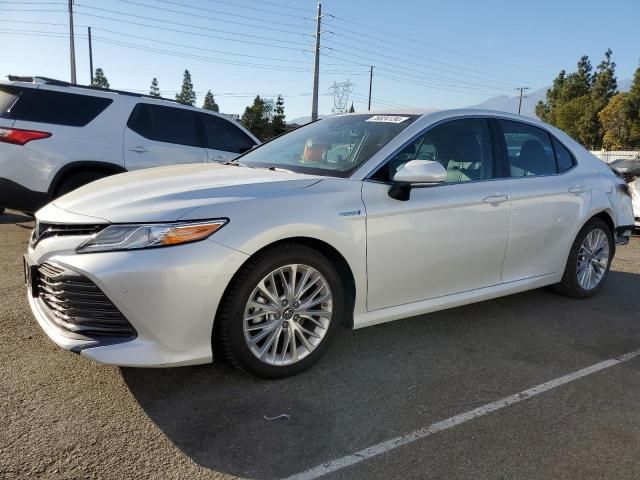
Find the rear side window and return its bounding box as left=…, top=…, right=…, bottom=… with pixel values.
left=199, top=113, right=256, bottom=153
left=552, top=137, right=575, bottom=172
left=1, top=87, right=112, bottom=126
left=0, top=86, right=20, bottom=114
left=128, top=104, right=201, bottom=147
left=500, top=120, right=556, bottom=177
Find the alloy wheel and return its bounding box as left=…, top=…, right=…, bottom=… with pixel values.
left=576, top=228, right=610, bottom=290
left=243, top=264, right=332, bottom=366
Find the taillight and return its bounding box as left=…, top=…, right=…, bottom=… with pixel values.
left=0, top=127, right=51, bottom=145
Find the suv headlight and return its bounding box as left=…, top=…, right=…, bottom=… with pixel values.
left=77, top=219, right=227, bottom=253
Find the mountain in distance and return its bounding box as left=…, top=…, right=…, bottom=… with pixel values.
left=469, top=79, right=632, bottom=118
left=288, top=80, right=633, bottom=123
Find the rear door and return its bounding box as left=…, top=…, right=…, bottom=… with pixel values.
left=124, top=103, right=207, bottom=170
left=198, top=112, right=257, bottom=163
left=495, top=119, right=591, bottom=282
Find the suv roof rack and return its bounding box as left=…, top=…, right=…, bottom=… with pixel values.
left=6, top=75, right=180, bottom=103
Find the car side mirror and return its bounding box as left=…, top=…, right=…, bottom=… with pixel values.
left=389, top=160, right=447, bottom=201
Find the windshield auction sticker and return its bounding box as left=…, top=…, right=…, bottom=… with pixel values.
left=366, top=115, right=410, bottom=123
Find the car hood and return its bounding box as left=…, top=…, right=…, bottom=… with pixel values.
left=49, top=163, right=322, bottom=223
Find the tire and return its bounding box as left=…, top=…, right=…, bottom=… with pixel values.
left=215, top=243, right=345, bottom=379
left=553, top=218, right=614, bottom=298
left=54, top=171, right=108, bottom=198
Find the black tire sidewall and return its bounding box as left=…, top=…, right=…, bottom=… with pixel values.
left=217, top=244, right=344, bottom=379
left=561, top=218, right=614, bottom=298
left=55, top=171, right=107, bottom=198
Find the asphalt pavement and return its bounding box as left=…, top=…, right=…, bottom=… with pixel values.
left=1, top=210, right=639, bottom=480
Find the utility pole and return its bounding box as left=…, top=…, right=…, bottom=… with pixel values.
left=310, top=2, right=322, bottom=121
left=68, top=0, right=76, bottom=84
left=368, top=65, right=374, bottom=111
left=515, top=87, right=530, bottom=115
left=88, top=26, right=93, bottom=85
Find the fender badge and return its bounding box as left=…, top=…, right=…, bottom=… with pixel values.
left=339, top=209, right=362, bottom=217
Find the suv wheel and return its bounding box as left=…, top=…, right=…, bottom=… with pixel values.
left=54, top=171, right=108, bottom=198
left=215, top=243, right=344, bottom=379
left=553, top=218, right=614, bottom=298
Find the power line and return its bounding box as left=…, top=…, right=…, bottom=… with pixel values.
left=325, top=28, right=544, bottom=86
left=323, top=43, right=523, bottom=90
left=110, top=0, right=311, bottom=37
left=214, top=0, right=311, bottom=14
left=73, top=3, right=311, bottom=47
left=328, top=13, right=549, bottom=77
left=203, top=0, right=307, bottom=20
left=0, top=28, right=364, bottom=76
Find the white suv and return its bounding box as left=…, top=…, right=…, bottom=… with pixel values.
left=0, top=76, right=259, bottom=213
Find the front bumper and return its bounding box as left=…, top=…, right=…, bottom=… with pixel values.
left=26, top=231, right=249, bottom=367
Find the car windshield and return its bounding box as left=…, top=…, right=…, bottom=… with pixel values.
left=238, top=114, right=419, bottom=177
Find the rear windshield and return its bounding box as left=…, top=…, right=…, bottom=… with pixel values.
left=0, top=86, right=113, bottom=127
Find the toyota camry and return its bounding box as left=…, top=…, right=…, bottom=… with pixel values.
left=25, top=109, right=635, bottom=378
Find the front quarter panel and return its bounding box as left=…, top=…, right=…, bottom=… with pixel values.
left=180, top=178, right=368, bottom=318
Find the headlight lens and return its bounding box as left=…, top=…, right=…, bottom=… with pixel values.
left=77, top=219, right=227, bottom=253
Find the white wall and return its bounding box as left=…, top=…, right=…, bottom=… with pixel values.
left=590, top=150, right=639, bottom=163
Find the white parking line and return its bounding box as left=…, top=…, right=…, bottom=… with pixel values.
left=285, top=348, right=640, bottom=480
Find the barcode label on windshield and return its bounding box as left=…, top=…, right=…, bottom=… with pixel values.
left=366, top=115, right=410, bottom=123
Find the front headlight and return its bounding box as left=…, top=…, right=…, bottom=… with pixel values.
left=76, top=219, right=227, bottom=254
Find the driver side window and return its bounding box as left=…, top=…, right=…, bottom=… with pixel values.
left=371, top=118, right=494, bottom=183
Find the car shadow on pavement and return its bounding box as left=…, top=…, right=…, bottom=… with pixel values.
left=0, top=210, right=34, bottom=226
left=121, top=270, right=640, bottom=479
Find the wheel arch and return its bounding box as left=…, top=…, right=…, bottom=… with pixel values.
left=48, top=161, right=127, bottom=197
left=216, top=236, right=357, bottom=330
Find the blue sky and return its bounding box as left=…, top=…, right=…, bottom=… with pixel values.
left=1, top=0, right=638, bottom=120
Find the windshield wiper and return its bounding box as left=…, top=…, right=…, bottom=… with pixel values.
left=224, top=160, right=251, bottom=168
left=267, top=166, right=295, bottom=173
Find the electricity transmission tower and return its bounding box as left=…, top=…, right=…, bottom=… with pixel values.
left=329, top=80, right=354, bottom=114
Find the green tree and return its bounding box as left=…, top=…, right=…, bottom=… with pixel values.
left=536, top=50, right=618, bottom=148
left=625, top=63, right=640, bottom=146
left=92, top=68, right=109, bottom=89
left=149, top=77, right=160, bottom=98
left=241, top=95, right=273, bottom=140
left=175, top=69, right=196, bottom=106
left=202, top=90, right=219, bottom=112
left=271, top=94, right=286, bottom=137
left=599, top=93, right=630, bottom=149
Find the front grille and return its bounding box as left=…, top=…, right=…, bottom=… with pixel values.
left=31, top=222, right=106, bottom=247
left=36, top=262, right=136, bottom=338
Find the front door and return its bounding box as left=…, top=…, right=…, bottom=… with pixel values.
left=363, top=118, right=511, bottom=311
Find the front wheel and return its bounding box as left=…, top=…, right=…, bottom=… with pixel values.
left=553, top=218, right=614, bottom=298
left=215, top=243, right=344, bottom=379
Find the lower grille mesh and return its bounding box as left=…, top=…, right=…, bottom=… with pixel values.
left=36, top=262, right=136, bottom=338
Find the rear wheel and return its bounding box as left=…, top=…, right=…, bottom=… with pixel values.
left=215, top=243, right=344, bottom=379
left=54, top=171, right=109, bottom=198
left=553, top=218, right=614, bottom=298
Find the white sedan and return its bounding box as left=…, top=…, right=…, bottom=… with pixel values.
left=25, top=109, right=635, bottom=378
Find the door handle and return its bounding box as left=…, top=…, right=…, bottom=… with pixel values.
left=483, top=193, right=510, bottom=204
left=568, top=185, right=586, bottom=194
left=128, top=146, right=148, bottom=153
